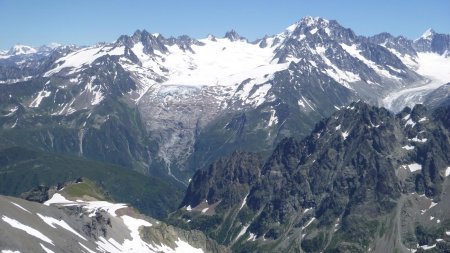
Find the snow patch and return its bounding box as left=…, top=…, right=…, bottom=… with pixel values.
left=1, top=215, right=54, bottom=245
left=267, top=109, right=278, bottom=127
left=247, top=233, right=257, bottom=241
left=37, top=213, right=87, bottom=240
left=301, top=217, right=316, bottom=230
left=402, top=145, right=415, bottom=150
left=10, top=202, right=31, bottom=214
left=30, top=90, right=51, bottom=108
left=341, top=131, right=349, bottom=140
left=409, top=137, right=427, bottom=143
left=44, top=193, right=127, bottom=217
left=401, top=163, right=422, bottom=172
left=239, top=193, right=249, bottom=211
left=236, top=224, right=250, bottom=241
left=40, top=244, right=55, bottom=253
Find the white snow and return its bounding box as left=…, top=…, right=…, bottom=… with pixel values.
left=335, top=124, right=341, bottom=131
left=45, top=45, right=125, bottom=76
left=341, top=131, right=349, bottom=140
left=418, top=117, right=428, bottom=122
left=382, top=52, right=450, bottom=111
left=10, top=202, right=31, bottom=214
left=405, top=118, right=416, bottom=127
left=236, top=224, right=250, bottom=241
left=239, top=193, right=249, bottom=211
left=30, top=90, right=51, bottom=108
left=340, top=43, right=400, bottom=80
left=37, top=213, right=87, bottom=241
left=301, top=217, right=316, bottom=230
left=418, top=243, right=436, bottom=250
left=420, top=28, right=435, bottom=40
left=1, top=215, right=54, bottom=245
left=316, top=46, right=360, bottom=88
left=79, top=242, right=96, bottom=253
left=267, top=109, right=278, bottom=127
left=429, top=202, right=438, bottom=209
left=4, top=106, right=18, bottom=117
left=40, top=244, right=55, bottom=253
left=445, top=167, right=450, bottom=177
left=446, top=231, right=450, bottom=236
left=44, top=193, right=127, bottom=217
left=96, top=215, right=203, bottom=253
left=1, top=251, right=20, bottom=253
left=404, top=163, right=422, bottom=172
left=44, top=193, right=75, bottom=206
left=201, top=208, right=209, bottom=213
left=402, top=145, right=415, bottom=150
left=186, top=205, right=192, bottom=211
left=117, top=215, right=153, bottom=251
left=159, top=38, right=284, bottom=87
left=247, top=233, right=257, bottom=241
left=8, top=44, right=37, bottom=55
left=409, top=137, right=428, bottom=143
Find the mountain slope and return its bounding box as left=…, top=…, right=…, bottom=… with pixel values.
left=0, top=146, right=183, bottom=219
left=1, top=16, right=449, bottom=184
left=0, top=189, right=228, bottom=253
left=169, top=102, right=450, bottom=252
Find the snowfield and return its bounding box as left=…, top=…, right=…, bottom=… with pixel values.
left=382, top=52, right=450, bottom=111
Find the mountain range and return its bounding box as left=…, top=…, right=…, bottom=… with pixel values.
left=1, top=16, right=450, bottom=252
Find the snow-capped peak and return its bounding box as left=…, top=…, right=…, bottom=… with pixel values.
left=301, top=16, right=329, bottom=26
left=224, top=30, right=245, bottom=41
left=47, top=42, right=62, bottom=49
left=207, top=34, right=217, bottom=41
left=420, top=28, right=435, bottom=40
left=7, top=44, right=37, bottom=55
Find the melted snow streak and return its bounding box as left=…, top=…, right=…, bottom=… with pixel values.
left=40, top=244, right=55, bottom=253
left=37, top=213, right=87, bottom=240
left=1, top=215, right=54, bottom=245
left=10, top=202, right=31, bottom=214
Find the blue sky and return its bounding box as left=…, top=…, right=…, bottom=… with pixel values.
left=1, top=0, right=449, bottom=50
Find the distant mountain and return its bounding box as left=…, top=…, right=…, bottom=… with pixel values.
left=7, top=44, right=37, bottom=55
left=169, top=102, right=450, bottom=252
left=0, top=16, right=449, bottom=186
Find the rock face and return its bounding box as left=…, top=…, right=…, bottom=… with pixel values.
left=170, top=102, right=450, bottom=252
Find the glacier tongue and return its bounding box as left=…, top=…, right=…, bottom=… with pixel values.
left=382, top=52, right=450, bottom=112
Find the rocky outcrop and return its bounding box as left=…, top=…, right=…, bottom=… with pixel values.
left=171, top=102, right=450, bottom=252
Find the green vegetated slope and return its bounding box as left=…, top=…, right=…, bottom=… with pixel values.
left=0, top=146, right=184, bottom=219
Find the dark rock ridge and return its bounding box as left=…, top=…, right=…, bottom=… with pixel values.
left=170, top=102, right=450, bottom=252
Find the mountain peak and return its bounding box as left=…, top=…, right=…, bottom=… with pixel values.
left=300, top=16, right=329, bottom=26
left=224, top=29, right=244, bottom=41
left=420, top=28, right=435, bottom=40
left=7, top=44, right=37, bottom=55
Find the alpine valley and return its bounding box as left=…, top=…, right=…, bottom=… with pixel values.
left=1, top=16, right=450, bottom=253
